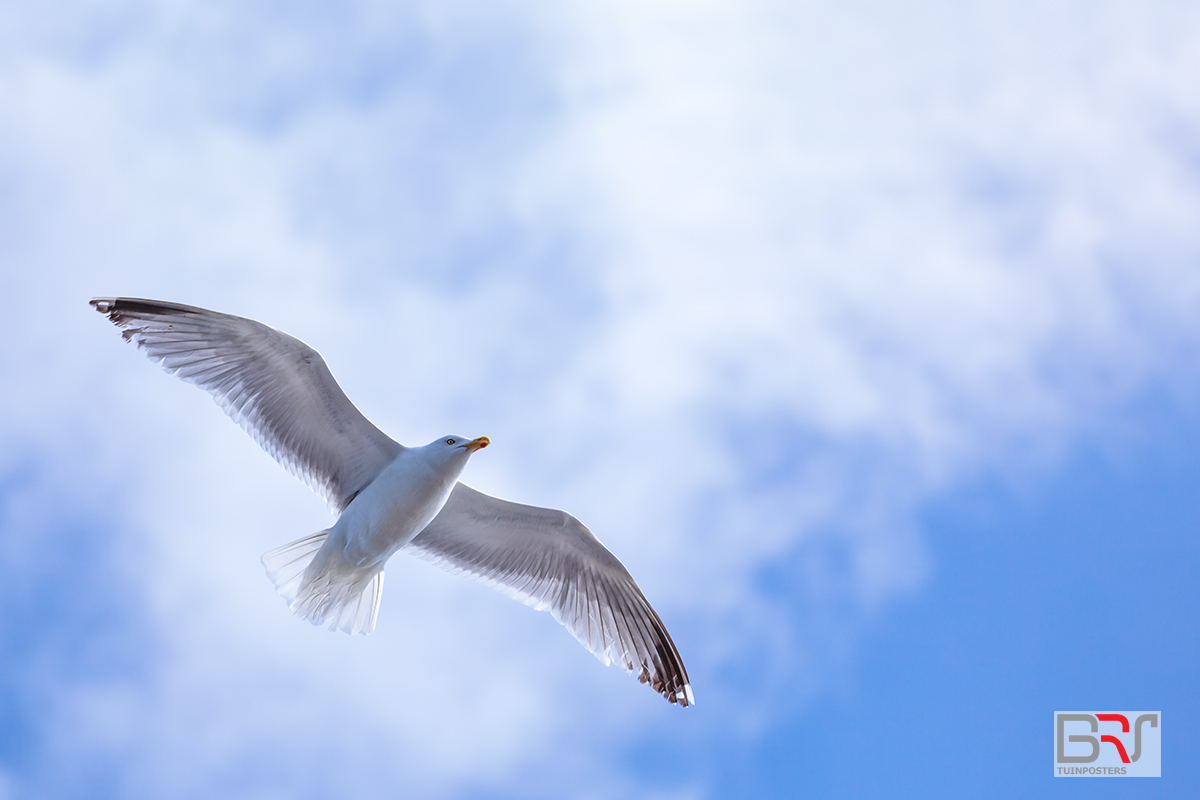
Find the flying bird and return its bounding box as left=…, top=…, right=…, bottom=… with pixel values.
left=91, top=297, right=693, bottom=706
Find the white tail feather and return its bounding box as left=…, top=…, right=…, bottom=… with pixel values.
left=261, top=531, right=385, bottom=635
left=262, top=531, right=328, bottom=602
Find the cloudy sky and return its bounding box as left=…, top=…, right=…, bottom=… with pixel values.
left=1, top=1, right=1198, bottom=797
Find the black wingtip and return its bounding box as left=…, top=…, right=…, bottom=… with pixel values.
left=90, top=298, right=215, bottom=330
left=91, top=297, right=204, bottom=315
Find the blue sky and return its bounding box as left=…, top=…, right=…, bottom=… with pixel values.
left=1, top=1, right=1199, bottom=798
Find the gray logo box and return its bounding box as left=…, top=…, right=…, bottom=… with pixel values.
left=1054, top=711, right=1160, bottom=777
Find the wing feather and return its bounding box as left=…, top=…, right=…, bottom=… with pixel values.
left=408, top=482, right=693, bottom=706
left=91, top=297, right=402, bottom=510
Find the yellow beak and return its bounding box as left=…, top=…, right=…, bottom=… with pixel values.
left=460, top=436, right=490, bottom=453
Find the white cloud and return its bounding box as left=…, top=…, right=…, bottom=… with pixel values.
left=2, top=1, right=1200, bottom=797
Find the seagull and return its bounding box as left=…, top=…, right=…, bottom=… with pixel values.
left=91, top=297, right=692, bottom=706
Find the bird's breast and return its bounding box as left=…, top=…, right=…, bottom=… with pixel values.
left=336, top=455, right=459, bottom=567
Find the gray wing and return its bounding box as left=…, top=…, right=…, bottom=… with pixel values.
left=91, top=297, right=403, bottom=511
left=408, top=483, right=693, bottom=706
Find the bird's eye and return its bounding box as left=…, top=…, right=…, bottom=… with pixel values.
left=446, top=438, right=456, bottom=445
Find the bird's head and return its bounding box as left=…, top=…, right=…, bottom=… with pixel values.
left=429, top=435, right=490, bottom=458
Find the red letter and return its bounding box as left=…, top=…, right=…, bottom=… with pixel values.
left=1101, top=735, right=1131, bottom=763
left=1097, top=714, right=1129, bottom=732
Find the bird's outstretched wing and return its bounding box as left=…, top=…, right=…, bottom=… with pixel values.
left=408, top=482, right=693, bottom=706
left=91, top=297, right=402, bottom=511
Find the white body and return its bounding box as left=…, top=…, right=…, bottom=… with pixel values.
left=264, top=438, right=479, bottom=635
left=334, top=445, right=465, bottom=569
